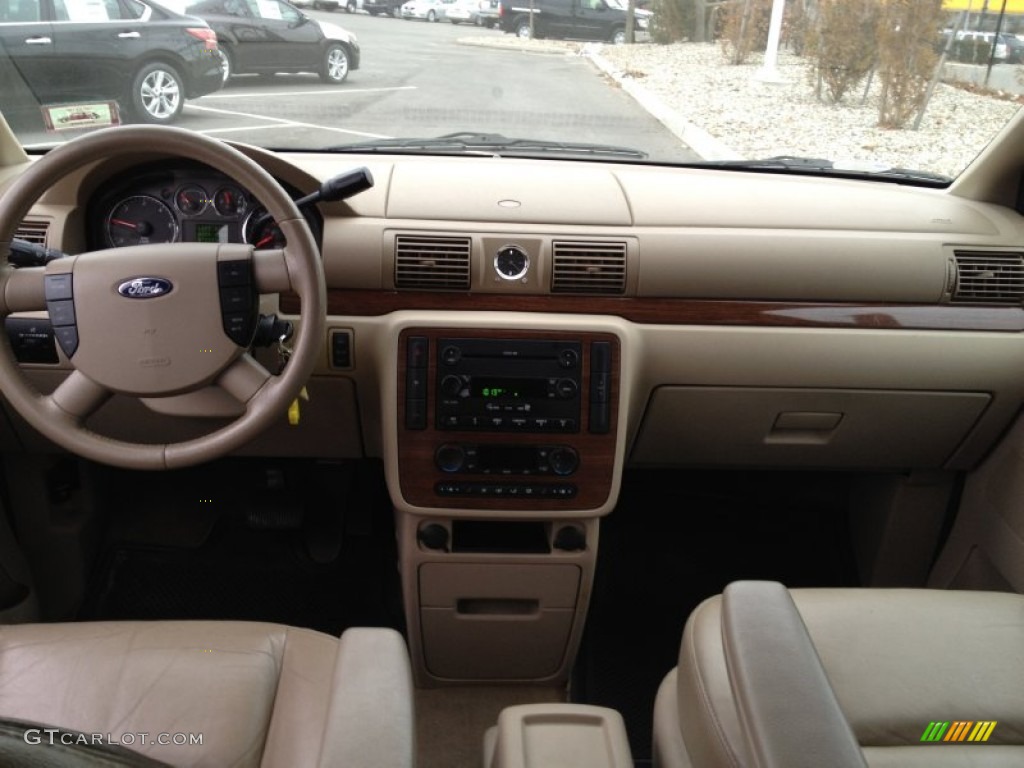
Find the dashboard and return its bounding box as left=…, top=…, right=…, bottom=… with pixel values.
left=84, top=160, right=323, bottom=253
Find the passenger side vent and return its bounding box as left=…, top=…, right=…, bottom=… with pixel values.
left=394, top=235, right=471, bottom=290
left=14, top=220, right=49, bottom=247
left=951, top=250, right=1024, bottom=304
left=551, top=241, right=626, bottom=294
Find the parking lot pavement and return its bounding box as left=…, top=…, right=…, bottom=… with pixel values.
left=15, top=11, right=696, bottom=160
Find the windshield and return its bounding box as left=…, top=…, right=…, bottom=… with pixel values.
left=1, top=0, right=1022, bottom=181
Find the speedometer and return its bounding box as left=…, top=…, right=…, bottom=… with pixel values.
left=105, top=195, right=178, bottom=248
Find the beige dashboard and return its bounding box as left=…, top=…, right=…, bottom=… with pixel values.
left=4, top=142, right=1024, bottom=519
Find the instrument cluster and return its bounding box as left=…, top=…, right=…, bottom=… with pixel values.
left=88, top=161, right=320, bottom=252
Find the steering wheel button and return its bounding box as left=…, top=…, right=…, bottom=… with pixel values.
left=53, top=326, right=79, bottom=359
left=46, top=299, right=76, bottom=327
left=219, top=286, right=253, bottom=312
left=217, top=260, right=251, bottom=287
left=222, top=312, right=254, bottom=346
left=43, top=274, right=73, bottom=301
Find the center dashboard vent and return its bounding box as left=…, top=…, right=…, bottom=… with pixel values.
left=394, top=235, right=471, bottom=290
left=551, top=240, right=626, bottom=295
left=951, top=250, right=1024, bottom=304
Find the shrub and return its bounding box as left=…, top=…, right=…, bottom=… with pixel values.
left=876, top=0, right=945, bottom=128
left=806, top=0, right=879, bottom=103
left=718, top=0, right=773, bottom=65
left=952, top=38, right=993, bottom=65
left=650, top=0, right=697, bottom=43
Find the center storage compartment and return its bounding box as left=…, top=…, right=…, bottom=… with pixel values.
left=419, top=562, right=581, bottom=680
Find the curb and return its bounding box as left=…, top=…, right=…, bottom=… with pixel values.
left=586, top=49, right=742, bottom=161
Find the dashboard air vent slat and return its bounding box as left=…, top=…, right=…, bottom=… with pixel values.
left=952, top=250, right=1024, bottom=305
left=551, top=241, right=626, bottom=295
left=395, top=235, right=471, bottom=290
left=14, top=220, right=49, bottom=247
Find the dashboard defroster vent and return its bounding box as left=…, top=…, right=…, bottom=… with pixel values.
left=952, top=250, right=1024, bottom=305
left=395, top=235, right=471, bottom=290
left=14, top=220, right=49, bottom=247
left=551, top=241, right=626, bottom=294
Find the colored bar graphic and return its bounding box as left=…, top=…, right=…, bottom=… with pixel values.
left=921, top=721, right=997, bottom=743
left=921, top=722, right=950, bottom=742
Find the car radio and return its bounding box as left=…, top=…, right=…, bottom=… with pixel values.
left=435, top=338, right=582, bottom=433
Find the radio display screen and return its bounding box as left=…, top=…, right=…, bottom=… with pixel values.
left=470, top=378, right=549, bottom=399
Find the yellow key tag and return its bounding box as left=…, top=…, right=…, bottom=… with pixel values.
left=287, top=387, right=310, bottom=426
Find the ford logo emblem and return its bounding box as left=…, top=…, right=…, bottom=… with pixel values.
left=117, top=277, right=172, bottom=299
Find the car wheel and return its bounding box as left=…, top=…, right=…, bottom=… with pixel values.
left=346, top=0, right=355, bottom=10
left=515, top=17, right=532, bottom=38
left=450, top=18, right=459, bottom=24
left=392, top=6, right=401, bottom=16
left=611, top=26, right=625, bottom=44
left=320, top=43, right=350, bottom=84
left=131, top=62, right=184, bottom=124
left=217, top=48, right=233, bottom=85
left=427, top=9, right=435, bottom=20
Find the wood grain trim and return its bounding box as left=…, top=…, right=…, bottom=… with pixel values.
left=397, top=329, right=619, bottom=512
left=278, top=290, right=1024, bottom=332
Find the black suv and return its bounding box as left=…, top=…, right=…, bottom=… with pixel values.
left=0, top=0, right=223, bottom=125
left=496, top=0, right=643, bottom=44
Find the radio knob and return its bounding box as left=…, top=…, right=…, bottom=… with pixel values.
left=435, top=443, right=466, bottom=473
left=555, top=378, right=578, bottom=399
left=548, top=446, right=579, bottom=476
left=441, top=375, right=464, bottom=397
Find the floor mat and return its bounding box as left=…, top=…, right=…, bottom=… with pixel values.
left=571, top=469, right=861, bottom=761
left=79, top=459, right=404, bottom=636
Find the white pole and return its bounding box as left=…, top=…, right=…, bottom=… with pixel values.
left=755, top=0, right=787, bottom=83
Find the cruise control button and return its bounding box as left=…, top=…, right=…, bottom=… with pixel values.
left=219, top=285, right=253, bottom=313
left=46, top=300, right=75, bottom=327
left=53, top=325, right=79, bottom=358
left=44, top=274, right=73, bottom=301
left=217, top=259, right=251, bottom=287
left=222, top=312, right=254, bottom=346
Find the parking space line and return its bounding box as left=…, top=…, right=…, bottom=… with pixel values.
left=202, top=86, right=417, bottom=99
left=199, top=124, right=295, bottom=135
left=186, top=104, right=392, bottom=139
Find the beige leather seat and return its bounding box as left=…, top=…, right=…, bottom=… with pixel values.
left=653, top=581, right=1024, bottom=768
left=0, top=621, right=414, bottom=768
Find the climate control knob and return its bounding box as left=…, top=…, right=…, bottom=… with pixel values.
left=435, top=443, right=466, bottom=473
left=548, top=446, right=579, bottom=476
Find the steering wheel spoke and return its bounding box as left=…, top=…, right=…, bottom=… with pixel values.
left=216, top=353, right=273, bottom=405
left=48, top=371, right=112, bottom=421
left=0, top=265, right=49, bottom=315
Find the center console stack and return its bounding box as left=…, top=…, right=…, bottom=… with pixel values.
left=394, top=326, right=622, bottom=685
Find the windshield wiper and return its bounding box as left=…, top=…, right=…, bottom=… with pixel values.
left=685, top=156, right=952, bottom=185
left=328, top=132, right=648, bottom=160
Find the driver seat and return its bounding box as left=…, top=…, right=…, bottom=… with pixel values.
left=0, top=621, right=415, bottom=767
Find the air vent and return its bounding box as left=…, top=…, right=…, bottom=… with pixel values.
left=394, top=235, right=471, bottom=290
left=952, top=250, right=1024, bottom=304
left=14, top=220, right=48, bottom=247
left=551, top=241, right=626, bottom=294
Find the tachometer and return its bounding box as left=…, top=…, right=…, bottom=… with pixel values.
left=106, top=195, right=179, bottom=247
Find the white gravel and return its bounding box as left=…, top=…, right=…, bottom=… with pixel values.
left=595, top=42, right=1021, bottom=178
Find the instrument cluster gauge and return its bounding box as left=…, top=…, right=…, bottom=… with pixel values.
left=243, top=206, right=286, bottom=250
left=175, top=185, right=208, bottom=216
left=214, top=186, right=247, bottom=217
left=494, top=245, right=530, bottom=281
left=105, top=195, right=179, bottom=248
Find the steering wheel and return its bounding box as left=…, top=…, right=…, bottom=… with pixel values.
left=0, top=126, right=325, bottom=470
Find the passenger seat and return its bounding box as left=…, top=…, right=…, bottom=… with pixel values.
left=653, top=581, right=1024, bottom=767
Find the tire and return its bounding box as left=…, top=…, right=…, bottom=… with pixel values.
left=450, top=18, right=460, bottom=24
left=515, top=17, right=532, bottom=38
left=611, top=26, right=625, bottom=44
left=217, top=48, right=233, bottom=85
left=346, top=0, right=356, bottom=10
left=426, top=9, right=435, bottom=20
left=319, top=43, right=350, bottom=84
left=131, top=62, right=184, bottom=124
